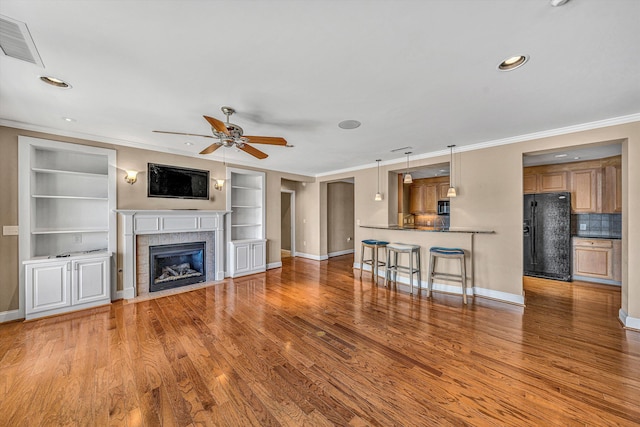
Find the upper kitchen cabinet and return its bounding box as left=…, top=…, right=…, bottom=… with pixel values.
left=523, top=168, right=568, bottom=194
left=523, top=156, right=621, bottom=214
left=408, top=176, right=449, bottom=214
left=571, top=169, right=599, bottom=213
left=604, top=164, right=622, bottom=213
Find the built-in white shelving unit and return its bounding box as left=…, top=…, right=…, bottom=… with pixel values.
left=19, top=136, right=116, bottom=319
left=226, top=167, right=266, bottom=277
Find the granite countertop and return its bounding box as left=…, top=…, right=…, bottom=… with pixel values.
left=360, top=224, right=494, bottom=234
left=572, top=235, right=622, bottom=240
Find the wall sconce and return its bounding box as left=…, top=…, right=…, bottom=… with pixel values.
left=374, top=159, right=384, bottom=201
left=124, top=170, right=138, bottom=185
left=213, top=179, right=225, bottom=191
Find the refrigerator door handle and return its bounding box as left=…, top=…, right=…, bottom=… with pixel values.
left=530, top=202, right=536, bottom=265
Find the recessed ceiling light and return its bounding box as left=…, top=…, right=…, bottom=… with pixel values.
left=40, top=76, right=71, bottom=88
left=184, top=141, right=193, bottom=146
left=554, top=153, right=568, bottom=158
left=338, top=120, right=361, bottom=130
left=574, top=156, right=580, bottom=160
left=62, top=117, right=76, bottom=122
left=498, top=55, right=528, bottom=71
left=550, top=0, right=569, bottom=6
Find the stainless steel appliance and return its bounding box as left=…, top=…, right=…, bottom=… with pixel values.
left=523, top=192, right=571, bottom=281
left=437, top=200, right=450, bottom=215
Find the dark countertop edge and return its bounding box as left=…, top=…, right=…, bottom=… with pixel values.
left=572, top=235, right=622, bottom=240
left=359, top=225, right=494, bottom=234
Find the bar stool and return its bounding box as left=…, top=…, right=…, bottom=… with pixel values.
left=360, top=239, right=389, bottom=281
left=384, top=243, right=421, bottom=294
left=427, top=247, right=469, bottom=304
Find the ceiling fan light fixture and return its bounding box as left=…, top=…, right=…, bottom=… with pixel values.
left=498, top=55, right=528, bottom=71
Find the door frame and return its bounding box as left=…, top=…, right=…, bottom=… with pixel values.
left=281, top=189, right=296, bottom=257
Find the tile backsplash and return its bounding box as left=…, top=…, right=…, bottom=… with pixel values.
left=572, top=213, right=621, bottom=238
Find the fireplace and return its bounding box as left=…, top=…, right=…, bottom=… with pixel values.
left=149, top=242, right=206, bottom=292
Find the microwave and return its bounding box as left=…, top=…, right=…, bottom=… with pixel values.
left=437, top=200, right=450, bottom=215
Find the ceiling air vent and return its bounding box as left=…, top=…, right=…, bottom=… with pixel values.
left=0, top=15, right=44, bottom=67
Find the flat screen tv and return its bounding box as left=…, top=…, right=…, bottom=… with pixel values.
left=148, top=163, right=209, bottom=200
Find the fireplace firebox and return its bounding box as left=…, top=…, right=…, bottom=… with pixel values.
left=149, top=242, right=206, bottom=292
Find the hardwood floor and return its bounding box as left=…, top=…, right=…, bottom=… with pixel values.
left=1, top=256, right=639, bottom=426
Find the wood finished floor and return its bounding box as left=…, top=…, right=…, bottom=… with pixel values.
left=1, top=255, right=639, bottom=426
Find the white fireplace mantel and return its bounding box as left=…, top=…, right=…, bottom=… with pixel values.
left=116, top=210, right=229, bottom=299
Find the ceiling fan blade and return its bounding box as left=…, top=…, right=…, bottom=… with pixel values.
left=203, top=115, right=230, bottom=135
left=244, top=136, right=288, bottom=146
left=153, top=130, right=215, bottom=138
left=238, top=143, right=268, bottom=159
left=199, top=143, right=223, bottom=155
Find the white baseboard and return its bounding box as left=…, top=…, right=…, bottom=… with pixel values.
left=328, top=249, right=354, bottom=258
left=267, top=262, right=283, bottom=269
left=296, top=252, right=329, bottom=261
left=0, top=309, right=23, bottom=323
left=619, top=309, right=640, bottom=331
left=354, top=263, right=525, bottom=306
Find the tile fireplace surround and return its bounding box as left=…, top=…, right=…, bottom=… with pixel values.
left=117, top=210, right=229, bottom=299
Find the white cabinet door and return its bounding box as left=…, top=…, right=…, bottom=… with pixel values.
left=229, top=240, right=266, bottom=277
left=232, top=242, right=251, bottom=275
left=25, top=260, right=71, bottom=314
left=73, top=257, right=110, bottom=305
left=251, top=241, right=266, bottom=271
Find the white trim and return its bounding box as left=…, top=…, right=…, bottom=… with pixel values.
left=328, top=249, right=354, bottom=258
left=619, top=309, right=640, bottom=331
left=281, top=189, right=295, bottom=258
left=316, top=113, right=640, bottom=177
left=4, top=114, right=639, bottom=179
left=296, top=252, right=329, bottom=261
left=354, top=264, right=525, bottom=306
left=116, top=210, right=228, bottom=298
left=267, top=262, right=283, bottom=269
left=0, top=309, right=23, bottom=323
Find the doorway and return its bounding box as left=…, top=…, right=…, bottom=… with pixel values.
left=327, top=180, right=355, bottom=257
left=522, top=141, right=623, bottom=287
left=281, top=190, right=295, bottom=259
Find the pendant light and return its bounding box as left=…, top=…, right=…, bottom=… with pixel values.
left=447, top=144, right=457, bottom=198
left=403, top=152, right=413, bottom=184
left=374, top=159, right=384, bottom=201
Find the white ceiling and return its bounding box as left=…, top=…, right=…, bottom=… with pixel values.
left=1, top=0, right=639, bottom=176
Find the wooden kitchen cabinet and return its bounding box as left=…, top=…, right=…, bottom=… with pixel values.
left=438, top=183, right=450, bottom=200
left=571, top=169, right=599, bottom=213
left=409, top=184, right=437, bottom=213
left=603, top=165, right=622, bottom=213
left=409, top=184, right=425, bottom=214
left=523, top=173, right=537, bottom=194
left=573, top=238, right=620, bottom=284
left=539, top=171, right=568, bottom=192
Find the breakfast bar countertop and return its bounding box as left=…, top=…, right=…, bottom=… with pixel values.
left=359, top=224, right=494, bottom=234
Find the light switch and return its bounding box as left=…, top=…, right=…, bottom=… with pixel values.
left=2, top=225, right=19, bottom=236
left=580, top=223, right=587, bottom=231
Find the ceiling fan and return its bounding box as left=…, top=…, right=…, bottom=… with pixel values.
left=153, top=106, right=289, bottom=159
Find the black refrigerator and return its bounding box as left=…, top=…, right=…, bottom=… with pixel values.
left=523, top=192, right=572, bottom=281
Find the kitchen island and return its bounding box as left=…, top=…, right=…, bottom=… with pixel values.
left=357, top=224, right=496, bottom=301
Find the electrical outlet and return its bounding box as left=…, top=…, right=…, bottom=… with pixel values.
left=356, top=219, right=360, bottom=226
left=580, top=223, right=587, bottom=231
left=303, top=241, right=306, bottom=246
left=2, top=225, right=19, bottom=236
